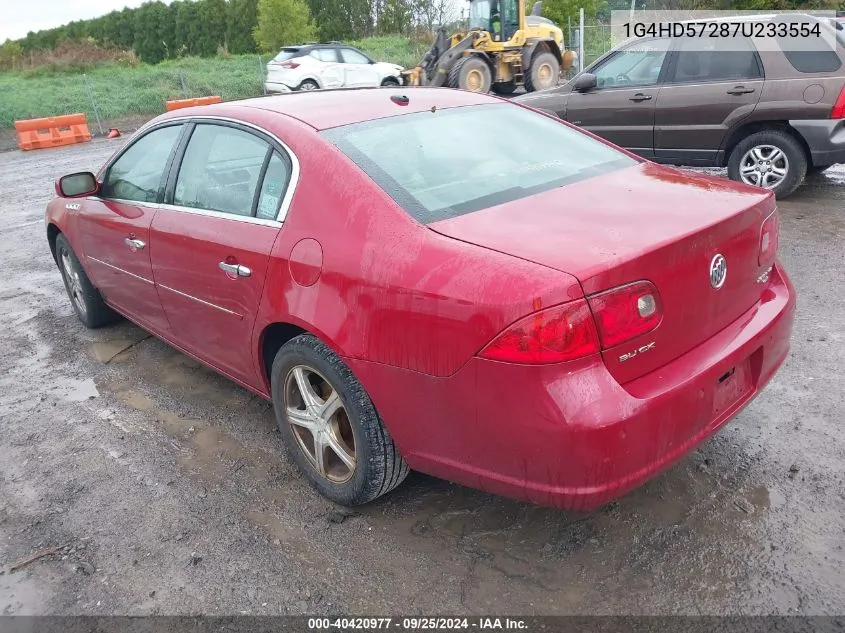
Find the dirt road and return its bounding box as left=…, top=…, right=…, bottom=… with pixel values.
left=1, top=139, right=843, bottom=616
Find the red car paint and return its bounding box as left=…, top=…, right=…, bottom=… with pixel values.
left=46, top=88, right=795, bottom=510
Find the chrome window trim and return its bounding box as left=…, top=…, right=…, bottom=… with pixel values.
left=123, top=114, right=301, bottom=224
left=158, top=283, right=243, bottom=318
left=87, top=256, right=154, bottom=285
left=107, top=200, right=283, bottom=228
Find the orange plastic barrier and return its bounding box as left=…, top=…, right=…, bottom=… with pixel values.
left=165, top=96, right=223, bottom=111
left=14, top=114, right=92, bottom=151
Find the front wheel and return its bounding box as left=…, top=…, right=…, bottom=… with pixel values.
left=54, top=234, right=119, bottom=328
left=727, top=129, right=807, bottom=199
left=297, top=79, right=319, bottom=92
left=271, top=334, right=409, bottom=506
left=448, top=56, right=492, bottom=93
left=380, top=77, right=400, bottom=87
left=525, top=52, right=561, bottom=92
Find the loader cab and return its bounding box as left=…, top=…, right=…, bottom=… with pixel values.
left=469, top=0, right=521, bottom=42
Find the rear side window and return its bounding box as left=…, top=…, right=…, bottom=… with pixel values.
left=310, top=48, right=338, bottom=62
left=323, top=104, right=636, bottom=224
left=775, top=16, right=842, bottom=73
left=670, top=37, right=762, bottom=83
left=174, top=124, right=270, bottom=217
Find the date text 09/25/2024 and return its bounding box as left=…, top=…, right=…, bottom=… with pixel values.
left=308, top=617, right=528, bottom=630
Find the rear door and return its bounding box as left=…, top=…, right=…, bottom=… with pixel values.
left=564, top=38, right=671, bottom=157
left=150, top=121, right=294, bottom=386
left=310, top=48, right=344, bottom=88
left=78, top=123, right=184, bottom=333
left=339, top=47, right=380, bottom=87
left=655, top=36, right=764, bottom=166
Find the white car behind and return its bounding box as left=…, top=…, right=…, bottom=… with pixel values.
left=265, top=44, right=404, bottom=93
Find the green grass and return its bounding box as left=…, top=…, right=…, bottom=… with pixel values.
left=0, top=35, right=426, bottom=130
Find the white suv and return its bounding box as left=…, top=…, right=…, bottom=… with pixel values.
left=265, top=44, right=404, bottom=93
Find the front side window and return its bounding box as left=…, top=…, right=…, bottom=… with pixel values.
left=340, top=48, right=370, bottom=64
left=670, top=37, right=762, bottom=83
left=323, top=104, right=636, bottom=224
left=593, top=38, right=670, bottom=88
left=102, top=124, right=183, bottom=203
left=174, top=124, right=270, bottom=217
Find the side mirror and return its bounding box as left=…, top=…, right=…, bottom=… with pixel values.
left=573, top=72, right=597, bottom=92
left=57, top=172, right=99, bottom=198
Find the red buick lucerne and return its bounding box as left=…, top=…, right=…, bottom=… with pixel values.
left=46, top=88, right=795, bottom=510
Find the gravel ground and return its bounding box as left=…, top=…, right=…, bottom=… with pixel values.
left=0, top=138, right=843, bottom=616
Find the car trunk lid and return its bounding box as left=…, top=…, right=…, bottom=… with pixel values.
left=429, top=162, right=775, bottom=384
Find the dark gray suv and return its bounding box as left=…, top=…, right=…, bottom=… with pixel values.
left=516, top=14, right=845, bottom=198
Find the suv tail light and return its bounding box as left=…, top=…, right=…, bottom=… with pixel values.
left=478, top=299, right=600, bottom=364
left=586, top=281, right=662, bottom=349
left=759, top=210, right=780, bottom=265
left=831, top=85, right=845, bottom=118
left=279, top=61, right=300, bottom=69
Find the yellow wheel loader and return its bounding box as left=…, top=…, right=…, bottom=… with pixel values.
left=403, top=0, right=576, bottom=94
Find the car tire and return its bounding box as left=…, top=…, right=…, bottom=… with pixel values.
left=271, top=334, right=409, bottom=506
left=380, top=77, right=400, bottom=87
left=448, top=56, right=492, bottom=93
left=54, top=234, right=120, bottom=329
left=297, top=79, right=319, bottom=91
left=727, top=129, right=807, bottom=199
left=492, top=81, right=517, bottom=95
left=525, top=52, right=561, bottom=92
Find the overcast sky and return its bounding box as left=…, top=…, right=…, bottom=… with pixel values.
left=0, top=0, right=466, bottom=43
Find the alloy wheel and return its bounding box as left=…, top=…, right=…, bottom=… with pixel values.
left=60, top=249, right=87, bottom=317
left=284, top=365, right=356, bottom=483
left=739, top=144, right=789, bottom=189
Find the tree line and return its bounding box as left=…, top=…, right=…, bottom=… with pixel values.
left=1, top=0, right=459, bottom=66
left=1, top=0, right=841, bottom=68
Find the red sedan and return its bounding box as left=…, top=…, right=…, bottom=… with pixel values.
left=45, top=88, right=795, bottom=510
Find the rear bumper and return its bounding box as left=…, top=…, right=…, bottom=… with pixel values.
left=790, top=119, right=845, bottom=166
left=348, top=262, right=795, bottom=511
left=264, top=81, right=294, bottom=93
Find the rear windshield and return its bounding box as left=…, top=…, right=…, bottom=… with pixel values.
left=273, top=48, right=301, bottom=61
left=322, top=103, right=636, bottom=224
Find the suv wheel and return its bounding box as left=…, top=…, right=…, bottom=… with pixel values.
left=727, top=129, right=807, bottom=199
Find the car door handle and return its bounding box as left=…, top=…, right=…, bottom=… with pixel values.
left=727, top=87, right=755, bottom=95
left=219, top=262, right=252, bottom=278
left=629, top=93, right=652, bottom=102
left=124, top=238, right=146, bottom=250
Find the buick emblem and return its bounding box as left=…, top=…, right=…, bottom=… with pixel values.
left=710, top=254, right=727, bottom=289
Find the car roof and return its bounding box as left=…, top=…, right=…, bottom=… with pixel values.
left=207, top=88, right=501, bottom=131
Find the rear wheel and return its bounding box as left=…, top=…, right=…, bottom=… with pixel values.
left=271, top=334, right=409, bottom=506
left=492, top=81, right=517, bottom=95
left=727, top=129, right=807, bottom=199
left=54, top=234, right=119, bottom=329
left=525, top=52, right=560, bottom=92
left=448, top=56, right=492, bottom=93
left=297, top=79, right=319, bottom=91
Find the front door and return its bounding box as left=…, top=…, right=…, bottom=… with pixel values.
left=150, top=122, right=294, bottom=386
left=78, top=123, right=185, bottom=333
left=339, top=48, right=379, bottom=87
left=654, top=37, right=764, bottom=165
left=564, top=38, right=671, bottom=157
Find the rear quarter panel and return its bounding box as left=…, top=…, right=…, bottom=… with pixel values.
left=249, top=112, right=584, bottom=381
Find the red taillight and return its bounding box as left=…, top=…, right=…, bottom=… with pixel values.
left=478, top=299, right=600, bottom=364
left=759, top=210, right=780, bottom=265
left=831, top=85, right=845, bottom=118
left=279, top=61, right=300, bottom=69
left=587, top=281, right=662, bottom=349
